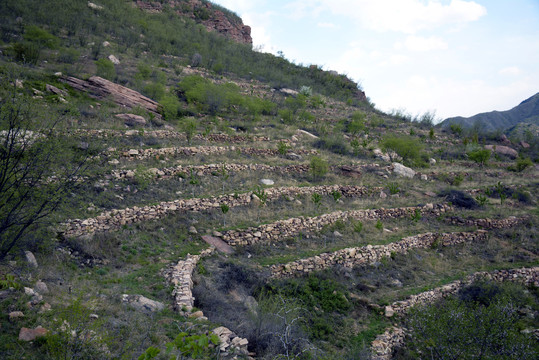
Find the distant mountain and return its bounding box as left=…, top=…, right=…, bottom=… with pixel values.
left=439, top=92, right=539, bottom=133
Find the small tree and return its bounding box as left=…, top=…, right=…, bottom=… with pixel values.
left=220, top=203, right=229, bottom=227
left=0, top=82, right=88, bottom=260
left=467, top=148, right=491, bottom=166
left=253, top=186, right=267, bottom=222
left=311, top=193, right=322, bottom=212
left=309, top=156, right=328, bottom=181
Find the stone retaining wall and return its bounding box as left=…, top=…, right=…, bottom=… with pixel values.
left=61, top=129, right=270, bottom=143
left=220, top=204, right=452, bottom=246
left=61, top=185, right=381, bottom=238
left=163, top=248, right=250, bottom=357
left=445, top=215, right=527, bottom=229
left=270, top=231, right=487, bottom=278
left=371, top=266, right=539, bottom=360
left=119, top=146, right=317, bottom=161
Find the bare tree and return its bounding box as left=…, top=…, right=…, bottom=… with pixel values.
left=0, top=81, right=88, bottom=260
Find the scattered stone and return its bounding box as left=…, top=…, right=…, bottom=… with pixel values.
left=392, top=163, right=416, bottom=178
left=122, top=294, right=165, bottom=312
left=260, top=179, right=274, bottom=186
left=189, top=226, right=198, bottom=235
left=25, top=251, right=38, bottom=268
left=108, top=159, right=120, bottom=165
left=384, top=306, right=395, bottom=317
left=380, top=191, right=387, bottom=199
left=90, top=313, right=99, bottom=319
left=34, top=281, right=49, bottom=294
left=429, top=158, right=437, bottom=166
left=425, top=191, right=437, bottom=197
left=520, top=141, right=530, bottom=148
left=280, top=88, right=299, bottom=97
left=46, top=84, right=67, bottom=96
left=102, top=41, right=110, bottom=47
left=108, top=54, right=120, bottom=64
left=87, top=2, right=104, bottom=11
left=374, top=148, right=391, bottom=162
left=188, top=311, right=204, bottom=319
left=15, top=79, right=23, bottom=89
left=287, top=152, right=302, bottom=160
left=19, top=326, right=48, bottom=341
left=296, top=129, right=318, bottom=139
left=39, top=303, right=51, bottom=313
left=24, top=287, right=35, bottom=296
left=9, top=311, right=24, bottom=321
left=201, top=235, right=234, bottom=255
left=333, top=231, right=343, bottom=237
left=54, top=72, right=63, bottom=77
left=420, top=174, right=428, bottom=181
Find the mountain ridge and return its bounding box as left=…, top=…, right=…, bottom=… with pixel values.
left=438, top=92, right=539, bottom=133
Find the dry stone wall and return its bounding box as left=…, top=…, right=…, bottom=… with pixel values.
left=270, top=231, right=487, bottom=278
left=220, top=204, right=452, bottom=246
left=163, top=248, right=250, bottom=357
left=371, top=267, right=539, bottom=360
left=445, top=215, right=527, bottom=229
left=119, top=146, right=317, bottom=161
left=62, top=129, right=269, bottom=143
left=61, top=185, right=381, bottom=238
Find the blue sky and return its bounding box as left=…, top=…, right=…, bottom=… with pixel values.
left=211, top=0, right=539, bottom=121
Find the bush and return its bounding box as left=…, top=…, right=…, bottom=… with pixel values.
left=57, top=48, right=80, bottom=64
left=9, top=42, right=40, bottom=64
left=314, top=136, right=349, bottom=155
left=467, top=148, right=491, bottom=166
left=404, top=282, right=538, bottom=360
left=24, top=25, right=59, bottom=49
left=95, top=58, right=116, bottom=80
left=381, top=135, right=423, bottom=165
left=310, top=156, right=329, bottom=181
left=439, top=189, right=478, bottom=209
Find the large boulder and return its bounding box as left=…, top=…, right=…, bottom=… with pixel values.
left=122, top=294, right=165, bottom=312
left=392, top=163, right=416, bottom=178
left=484, top=145, right=518, bottom=159
left=19, top=326, right=48, bottom=341
left=115, top=114, right=146, bottom=127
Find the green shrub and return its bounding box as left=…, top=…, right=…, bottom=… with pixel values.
left=57, top=48, right=80, bottom=64
left=142, top=82, right=165, bottom=101
left=375, top=220, right=383, bottom=231
left=467, top=148, right=491, bottom=166
left=381, top=135, right=423, bottom=165
left=310, top=156, right=329, bottom=181
left=10, top=42, right=40, bottom=64
left=24, top=25, right=59, bottom=49
left=450, top=123, right=463, bottom=135
left=95, top=58, right=116, bottom=80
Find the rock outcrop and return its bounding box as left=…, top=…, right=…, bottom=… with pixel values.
left=61, top=76, right=161, bottom=117
left=136, top=0, right=252, bottom=45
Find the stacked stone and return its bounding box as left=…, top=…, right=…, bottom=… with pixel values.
left=163, top=249, right=250, bottom=358
left=371, top=327, right=406, bottom=360
left=390, top=266, right=539, bottom=316
left=222, top=204, right=452, bottom=246
left=163, top=248, right=214, bottom=313
left=445, top=215, right=526, bottom=229
left=61, top=185, right=379, bottom=238
left=111, top=163, right=311, bottom=180
left=61, top=129, right=269, bottom=142
left=119, top=146, right=317, bottom=160
left=270, top=231, right=487, bottom=278
left=371, top=267, right=539, bottom=360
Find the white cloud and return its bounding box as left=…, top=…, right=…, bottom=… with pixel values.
left=499, top=66, right=521, bottom=76
left=290, top=0, right=486, bottom=33
left=395, top=36, right=448, bottom=51
left=317, top=22, right=338, bottom=28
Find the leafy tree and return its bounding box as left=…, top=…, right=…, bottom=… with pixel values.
left=467, top=148, right=491, bottom=166
left=309, top=156, right=329, bottom=181
left=381, top=135, right=423, bottom=165
left=0, top=85, right=88, bottom=260
left=405, top=283, right=538, bottom=360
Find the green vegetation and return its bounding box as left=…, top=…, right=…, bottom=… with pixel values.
left=382, top=135, right=425, bottom=166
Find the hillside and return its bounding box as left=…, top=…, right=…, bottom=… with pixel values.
left=439, top=92, right=539, bottom=134
left=0, top=1, right=538, bottom=360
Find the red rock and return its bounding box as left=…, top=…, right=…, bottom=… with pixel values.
left=484, top=145, right=518, bottom=159
left=18, top=326, right=48, bottom=341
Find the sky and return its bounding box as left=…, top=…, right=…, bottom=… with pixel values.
left=211, top=0, right=539, bottom=122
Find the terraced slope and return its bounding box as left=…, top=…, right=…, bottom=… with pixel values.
left=0, top=2, right=537, bottom=358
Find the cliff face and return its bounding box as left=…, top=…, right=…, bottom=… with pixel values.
left=135, top=0, right=252, bottom=45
